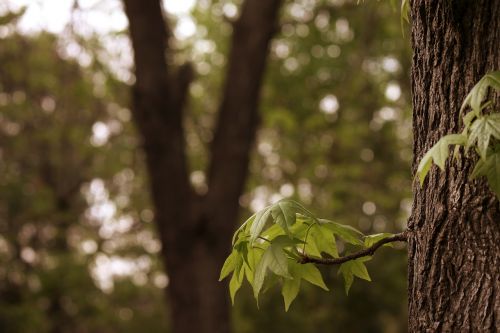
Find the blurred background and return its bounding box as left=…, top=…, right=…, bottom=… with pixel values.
left=0, top=0, right=412, bottom=332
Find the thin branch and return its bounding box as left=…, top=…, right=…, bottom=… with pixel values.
left=298, top=231, right=408, bottom=265
left=123, top=0, right=192, bottom=233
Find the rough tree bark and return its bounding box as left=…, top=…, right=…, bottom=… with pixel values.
left=122, top=1, right=282, bottom=332
left=408, top=1, right=500, bottom=331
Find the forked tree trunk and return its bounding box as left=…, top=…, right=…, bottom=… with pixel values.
left=123, top=1, right=282, bottom=332
left=408, top=1, right=500, bottom=331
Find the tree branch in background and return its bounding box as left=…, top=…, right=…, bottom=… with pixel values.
left=123, top=0, right=284, bottom=332
left=206, top=0, right=283, bottom=214
left=123, top=0, right=192, bottom=235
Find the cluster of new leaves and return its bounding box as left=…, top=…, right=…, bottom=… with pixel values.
left=219, top=199, right=396, bottom=311
left=417, top=71, right=500, bottom=199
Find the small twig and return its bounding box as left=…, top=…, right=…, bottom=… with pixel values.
left=298, top=231, right=409, bottom=265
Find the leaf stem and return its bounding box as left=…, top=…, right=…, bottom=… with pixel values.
left=302, top=221, right=317, bottom=254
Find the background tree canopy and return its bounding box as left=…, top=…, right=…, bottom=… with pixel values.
left=0, top=0, right=413, bottom=332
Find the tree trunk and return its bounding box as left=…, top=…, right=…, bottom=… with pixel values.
left=408, top=1, right=500, bottom=331
left=123, top=1, right=282, bottom=332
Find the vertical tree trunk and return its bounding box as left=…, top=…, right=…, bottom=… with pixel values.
left=123, top=1, right=282, bottom=332
left=409, top=1, right=500, bottom=331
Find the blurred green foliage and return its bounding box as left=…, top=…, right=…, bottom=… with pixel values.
left=0, top=12, right=168, bottom=333
left=0, top=0, right=411, bottom=332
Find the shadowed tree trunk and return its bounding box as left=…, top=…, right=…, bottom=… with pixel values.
left=122, top=1, right=282, bottom=332
left=408, top=1, right=500, bottom=331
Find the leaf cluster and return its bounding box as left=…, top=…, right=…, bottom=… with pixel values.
left=416, top=71, right=500, bottom=199
left=220, top=199, right=397, bottom=311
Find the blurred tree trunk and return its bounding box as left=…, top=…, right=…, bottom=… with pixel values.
left=408, top=1, right=499, bottom=331
left=122, top=1, right=282, bottom=332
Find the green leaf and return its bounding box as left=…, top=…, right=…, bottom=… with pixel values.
left=249, top=200, right=313, bottom=243
left=470, top=158, right=487, bottom=179
left=244, top=263, right=253, bottom=286
left=467, top=115, right=500, bottom=159
left=253, top=242, right=291, bottom=300
left=219, top=250, right=237, bottom=281
left=235, top=240, right=250, bottom=266
left=300, top=264, right=329, bottom=291
left=249, top=206, right=272, bottom=243
left=462, top=110, right=477, bottom=128
left=461, top=71, right=500, bottom=113
left=338, top=264, right=354, bottom=295
left=288, top=219, right=322, bottom=257
left=338, top=257, right=371, bottom=295
left=229, top=262, right=244, bottom=305
left=416, top=149, right=433, bottom=185
left=281, top=263, right=301, bottom=311
left=264, top=243, right=292, bottom=278
left=303, top=239, right=322, bottom=257
left=454, top=112, right=478, bottom=160
left=271, top=235, right=303, bottom=247
left=251, top=235, right=300, bottom=297
left=232, top=213, right=255, bottom=245
left=252, top=267, right=265, bottom=300
left=434, top=134, right=467, bottom=169
left=400, top=0, right=410, bottom=32
left=298, top=224, right=322, bottom=257
left=280, top=261, right=329, bottom=311
left=282, top=278, right=301, bottom=311
left=262, top=223, right=286, bottom=240
left=471, top=150, right=500, bottom=199
left=243, top=247, right=263, bottom=287
left=271, top=200, right=297, bottom=236
left=364, top=233, right=395, bottom=248
left=416, top=134, right=467, bottom=184
left=310, top=224, right=339, bottom=258
left=350, top=258, right=371, bottom=281
left=320, top=219, right=363, bottom=245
